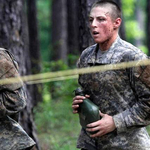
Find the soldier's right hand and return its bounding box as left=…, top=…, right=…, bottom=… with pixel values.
left=72, top=96, right=84, bottom=114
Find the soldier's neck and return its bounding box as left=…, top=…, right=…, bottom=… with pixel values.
left=99, top=34, right=118, bottom=51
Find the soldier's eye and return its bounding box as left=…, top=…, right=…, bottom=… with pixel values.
left=89, top=18, right=93, bottom=23
left=97, top=17, right=105, bottom=22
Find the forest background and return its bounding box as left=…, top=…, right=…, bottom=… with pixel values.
left=0, top=0, right=150, bottom=150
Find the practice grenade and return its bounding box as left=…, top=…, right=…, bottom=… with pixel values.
left=74, top=87, right=100, bottom=131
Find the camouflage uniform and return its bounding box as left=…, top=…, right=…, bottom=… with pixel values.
left=0, top=48, right=35, bottom=150
left=77, top=36, right=150, bottom=150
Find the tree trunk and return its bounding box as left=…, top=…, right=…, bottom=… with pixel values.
left=0, top=0, right=40, bottom=149
left=67, top=0, right=79, bottom=55
left=78, top=0, right=97, bottom=52
left=27, top=0, right=42, bottom=106
left=147, top=0, right=150, bottom=55
left=51, top=0, right=68, bottom=61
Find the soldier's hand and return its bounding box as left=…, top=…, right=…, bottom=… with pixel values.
left=72, top=95, right=90, bottom=114
left=86, top=112, right=116, bottom=137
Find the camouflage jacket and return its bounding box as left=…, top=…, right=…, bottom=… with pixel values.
left=0, top=48, right=35, bottom=150
left=77, top=36, right=150, bottom=150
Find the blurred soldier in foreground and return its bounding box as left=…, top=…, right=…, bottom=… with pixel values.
left=0, top=48, right=35, bottom=150
left=72, top=0, right=150, bottom=150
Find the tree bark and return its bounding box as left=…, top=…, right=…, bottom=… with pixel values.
left=67, top=0, right=79, bottom=55
left=26, top=0, right=42, bottom=106
left=78, top=0, right=97, bottom=52
left=51, top=0, right=68, bottom=61
left=0, top=0, right=40, bottom=149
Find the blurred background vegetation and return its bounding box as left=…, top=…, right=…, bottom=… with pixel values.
left=31, top=0, right=150, bottom=149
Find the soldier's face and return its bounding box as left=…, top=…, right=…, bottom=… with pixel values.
left=89, top=6, right=116, bottom=44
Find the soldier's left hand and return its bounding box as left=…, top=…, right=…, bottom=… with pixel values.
left=86, top=112, right=116, bottom=138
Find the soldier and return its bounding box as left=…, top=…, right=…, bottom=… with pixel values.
left=0, top=48, right=35, bottom=150
left=72, top=0, right=150, bottom=150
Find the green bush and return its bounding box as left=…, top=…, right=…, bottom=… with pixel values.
left=34, top=60, right=81, bottom=150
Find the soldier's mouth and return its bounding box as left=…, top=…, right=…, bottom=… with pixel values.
left=93, top=31, right=99, bottom=35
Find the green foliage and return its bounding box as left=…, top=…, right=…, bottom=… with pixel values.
left=122, top=0, right=148, bottom=54
left=147, top=126, right=150, bottom=135
left=124, top=20, right=146, bottom=51
left=37, top=0, right=52, bottom=61
left=34, top=79, right=80, bottom=150
left=34, top=60, right=80, bottom=150
left=122, top=0, right=138, bottom=42
left=138, top=45, right=149, bottom=54
left=122, top=0, right=136, bottom=18
left=41, top=59, right=78, bottom=99
left=68, top=54, right=79, bottom=68
left=125, top=20, right=144, bottom=40
left=44, top=60, right=69, bottom=72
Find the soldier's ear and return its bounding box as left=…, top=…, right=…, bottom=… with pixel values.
left=113, top=18, right=122, bottom=30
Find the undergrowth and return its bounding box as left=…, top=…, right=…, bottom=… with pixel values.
left=34, top=60, right=81, bottom=150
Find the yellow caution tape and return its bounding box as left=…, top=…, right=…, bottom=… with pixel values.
left=0, top=59, right=149, bottom=85
left=26, top=75, right=79, bottom=85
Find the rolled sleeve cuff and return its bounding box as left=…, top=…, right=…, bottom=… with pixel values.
left=113, top=113, right=127, bottom=134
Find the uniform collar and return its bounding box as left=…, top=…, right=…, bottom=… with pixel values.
left=87, top=36, right=121, bottom=65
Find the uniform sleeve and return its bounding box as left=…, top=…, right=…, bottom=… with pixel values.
left=113, top=58, right=150, bottom=133
left=0, top=51, right=26, bottom=118
left=0, top=53, right=23, bottom=91
left=0, top=88, right=26, bottom=118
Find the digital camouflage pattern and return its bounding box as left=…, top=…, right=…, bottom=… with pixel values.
left=0, top=48, right=35, bottom=150
left=77, top=36, right=150, bottom=150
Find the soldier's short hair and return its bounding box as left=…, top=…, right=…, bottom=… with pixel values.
left=91, top=0, right=122, bottom=20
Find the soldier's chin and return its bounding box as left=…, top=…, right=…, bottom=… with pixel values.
left=94, top=39, right=102, bottom=44
left=94, top=39, right=107, bottom=44
left=92, top=36, right=101, bottom=43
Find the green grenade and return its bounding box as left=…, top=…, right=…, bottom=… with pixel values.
left=74, top=87, right=100, bottom=132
